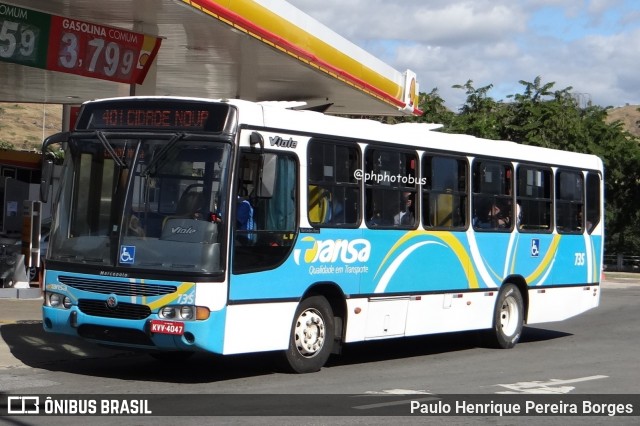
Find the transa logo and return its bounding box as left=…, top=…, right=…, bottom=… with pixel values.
left=293, top=237, right=371, bottom=265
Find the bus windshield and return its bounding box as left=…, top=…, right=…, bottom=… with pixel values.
left=48, top=132, right=231, bottom=275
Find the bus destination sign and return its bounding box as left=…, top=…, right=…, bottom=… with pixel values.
left=77, top=101, right=232, bottom=131
left=0, top=2, right=161, bottom=84
left=94, top=108, right=211, bottom=130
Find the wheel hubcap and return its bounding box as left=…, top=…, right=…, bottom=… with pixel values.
left=500, top=296, right=519, bottom=337
left=294, top=308, right=325, bottom=357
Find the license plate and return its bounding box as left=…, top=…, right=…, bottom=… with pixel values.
left=149, top=320, right=184, bottom=335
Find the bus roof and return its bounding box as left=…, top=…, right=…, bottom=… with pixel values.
left=257, top=100, right=604, bottom=172
left=80, top=96, right=604, bottom=172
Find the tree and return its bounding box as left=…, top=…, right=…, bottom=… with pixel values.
left=504, top=77, right=579, bottom=149
left=409, top=76, right=640, bottom=255
left=447, top=80, right=505, bottom=139
left=413, top=88, right=455, bottom=126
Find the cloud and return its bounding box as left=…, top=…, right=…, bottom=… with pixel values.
left=287, top=0, right=640, bottom=109
left=288, top=0, right=526, bottom=45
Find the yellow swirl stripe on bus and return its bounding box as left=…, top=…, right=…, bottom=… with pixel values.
left=146, top=282, right=196, bottom=311
left=374, top=231, right=479, bottom=289
left=372, top=232, right=417, bottom=279
left=525, top=234, right=561, bottom=284
left=482, top=254, right=504, bottom=282
left=437, top=232, right=479, bottom=289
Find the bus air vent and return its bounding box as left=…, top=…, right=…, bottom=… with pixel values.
left=59, top=276, right=177, bottom=297
left=78, top=299, right=151, bottom=320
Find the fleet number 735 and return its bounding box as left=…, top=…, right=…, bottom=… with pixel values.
left=574, top=252, right=586, bottom=266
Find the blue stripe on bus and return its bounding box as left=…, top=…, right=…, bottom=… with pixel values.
left=229, top=229, right=602, bottom=300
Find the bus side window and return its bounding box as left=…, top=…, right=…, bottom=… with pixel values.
left=472, top=160, right=513, bottom=231
left=556, top=170, right=584, bottom=233
left=365, top=148, right=417, bottom=228
left=516, top=166, right=552, bottom=232
left=307, top=140, right=360, bottom=227
left=233, top=151, right=298, bottom=273
left=423, top=155, right=467, bottom=229
left=585, top=172, right=601, bottom=233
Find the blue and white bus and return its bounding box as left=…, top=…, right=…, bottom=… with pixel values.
left=41, top=96, right=603, bottom=373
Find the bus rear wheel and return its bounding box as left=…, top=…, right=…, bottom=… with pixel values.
left=283, top=295, right=334, bottom=373
left=486, top=283, right=524, bottom=349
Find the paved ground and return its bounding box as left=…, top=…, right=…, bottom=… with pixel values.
left=0, top=272, right=637, bottom=371
left=0, top=297, right=42, bottom=324
left=0, top=297, right=44, bottom=370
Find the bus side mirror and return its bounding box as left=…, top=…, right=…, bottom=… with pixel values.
left=250, top=132, right=264, bottom=151
left=40, top=159, right=53, bottom=203
left=257, top=153, right=277, bottom=198
left=40, top=131, right=69, bottom=203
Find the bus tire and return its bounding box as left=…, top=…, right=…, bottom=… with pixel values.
left=486, top=283, right=523, bottom=349
left=282, top=295, right=334, bottom=374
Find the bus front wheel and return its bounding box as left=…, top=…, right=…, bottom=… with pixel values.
left=486, top=283, right=524, bottom=349
left=283, top=296, right=334, bottom=373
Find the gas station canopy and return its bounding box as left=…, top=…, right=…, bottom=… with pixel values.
left=0, top=0, right=421, bottom=116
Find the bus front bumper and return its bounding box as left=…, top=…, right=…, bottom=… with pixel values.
left=42, top=305, right=224, bottom=353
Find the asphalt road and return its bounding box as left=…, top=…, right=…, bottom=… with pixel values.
left=0, top=273, right=638, bottom=425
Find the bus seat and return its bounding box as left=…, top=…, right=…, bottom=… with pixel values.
left=435, top=193, right=453, bottom=227
left=163, top=187, right=204, bottom=228
left=308, top=185, right=331, bottom=224
left=176, top=191, right=203, bottom=216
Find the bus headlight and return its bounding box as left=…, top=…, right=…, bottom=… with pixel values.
left=48, top=293, right=62, bottom=307
left=180, top=306, right=194, bottom=320
left=47, top=292, right=73, bottom=310
left=160, top=306, right=176, bottom=319
left=158, top=305, right=210, bottom=321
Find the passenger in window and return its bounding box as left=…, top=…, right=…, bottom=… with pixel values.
left=128, top=215, right=145, bottom=237
left=473, top=199, right=491, bottom=228
left=330, top=193, right=344, bottom=224
left=236, top=196, right=256, bottom=244
left=236, top=197, right=253, bottom=230
left=475, top=202, right=510, bottom=229
left=394, top=192, right=414, bottom=225
left=576, top=210, right=589, bottom=232
left=493, top=202, right=512, bottom=228
left=369, top=209, right=384, bottom=226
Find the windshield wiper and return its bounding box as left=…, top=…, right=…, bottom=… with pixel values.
left=96, top=131, right=127, bottom=169
left=141, top=132, right=185, bottom=177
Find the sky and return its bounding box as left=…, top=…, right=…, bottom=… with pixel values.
left=286, top=0, right=640, bottom=111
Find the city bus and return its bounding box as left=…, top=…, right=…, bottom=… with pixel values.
left=40, top=96, right=603, bottom=373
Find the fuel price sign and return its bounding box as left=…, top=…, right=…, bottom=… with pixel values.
left=0, top=2, right=49, bottom=68
left=47, top=16, right=161, bottom=84
left=0, top=2, right=161, bottom=85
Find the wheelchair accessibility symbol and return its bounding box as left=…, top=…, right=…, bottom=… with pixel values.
left=120, top=245, right=136, bottom=264
left=530, top=239, right=540, bottom=257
